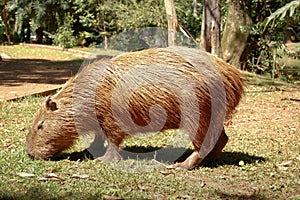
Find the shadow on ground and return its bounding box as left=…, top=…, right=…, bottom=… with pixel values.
left=215, top=190, right=267, bottom=200
left=0, top=58, right=83, bottom=86
left=53, top=146, right=265, bottom=168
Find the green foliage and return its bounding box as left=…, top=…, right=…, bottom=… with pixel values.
left=0, top=22, right=7, bottom=43
left=73, top=0, right=120, bottom=45
left=5, top=0, right=74, bottom=43
left=52, top=14, right=77, bottom=48
left=73, top=0, right=168, bottom=46
left=175, top=0, right=202, bottom=39
left=1, top=0, right=299, bottom=82
left=263, top=0, right=300, bottom=31
left=240, top=0, right=300, bottom=79
left=1, top=0, right=202, bottom=47
left=116, top=0, right=166, bottom=30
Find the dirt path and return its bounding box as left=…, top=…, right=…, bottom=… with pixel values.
left=0, top=54, right=81, bottom=100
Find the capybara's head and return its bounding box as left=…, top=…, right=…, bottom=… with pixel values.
left=26, top=95, right=77, bottom=160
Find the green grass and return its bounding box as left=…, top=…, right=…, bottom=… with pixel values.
left=1, top=83, right=299, bottom=199
left=0, top=45, right=299, bottom=199
left=71, top=46, right=124, bottom=57
left=244, top=71, right=299, bottom=87
left=0, top=45, right=80, bottom=60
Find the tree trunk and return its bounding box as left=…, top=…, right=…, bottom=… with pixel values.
left=193, top=0, right=198, bottom=18
left=104, top=35, right=108, bottom=49
left=200, top=0, right=212, bottom=52
left=164, top=0, right=178, bottom=46
left=211, top=0, right=221, bottom=57
left=221, top=0, right=252, bottom=68
left=35, top=27, right=44, bottom=44
left=200, top=0, right=221, bottom=57
left=1, top=0, right=12, bottom=44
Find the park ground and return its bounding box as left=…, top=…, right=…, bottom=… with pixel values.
left=0, top=45, right=299, bottom=199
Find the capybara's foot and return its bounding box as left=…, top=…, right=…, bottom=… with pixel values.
left=95, top=142, right=122, bottom=162
left=171, top=151, right=203, bottom=169
left=204, top=129, right=228, bottom=162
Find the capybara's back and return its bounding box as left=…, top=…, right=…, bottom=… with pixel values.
left=26, top=46, right=245, bottom=169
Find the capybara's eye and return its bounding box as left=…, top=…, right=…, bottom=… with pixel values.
left=37, top=121, right=44, bottom=130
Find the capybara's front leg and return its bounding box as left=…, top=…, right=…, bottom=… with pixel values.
left=95, top=141, right=122, bottom=162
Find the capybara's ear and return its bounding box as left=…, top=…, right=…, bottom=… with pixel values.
left=45, top=96, right=58, bottom=111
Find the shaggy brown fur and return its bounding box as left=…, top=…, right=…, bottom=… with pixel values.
left=26, top=46, right=245, bottom=169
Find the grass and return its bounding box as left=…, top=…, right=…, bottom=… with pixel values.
left=72, top=46, right=124, bottom=57
left=0, top=44, right=123, bottom=60
left=0, top=45, right=299, bottom=199
left=277, top=42, right=300, bottom=84
left=1, top=92, right=299, bottom=199
left=0, top=45, right=80, bottom=60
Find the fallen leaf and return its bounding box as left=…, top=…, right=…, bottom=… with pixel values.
left=4, top=139, right=11, bottom=143
left=103, top=195, right=124, bottom=200
left=159, top=171, right=173, bottom=175
left=7, top=144, right=16, bottom=149
left=166, top=165, right=183, bottom=171
left=277, top=160, right=293, bottom=167
left=71, top=174, right=89, bottom=179
left=39, top=177, right=61, bottom=181
left=276, top=160, right=293, bottom=171
left=166, top=165, right=175, bottom=169
left=9, top=178, right=22, bottom=183
left=39, top=173, right=63, bottom=181
left=181, top=195, right=192, bottom=199
left=46, top=173, right=60, bottom=179
left=17, top=172, right=35, bottom=178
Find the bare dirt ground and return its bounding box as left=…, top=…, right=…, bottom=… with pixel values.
left=0, top=55, right=80, bottom=100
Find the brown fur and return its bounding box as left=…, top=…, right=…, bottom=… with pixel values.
left=26, top=47, right=245, bottom=168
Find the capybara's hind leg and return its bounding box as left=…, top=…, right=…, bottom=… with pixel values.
left=171, top=128, right=228, bottom=169
left=172, top=151, right=203, bottom=169
left=95, top=141, right=122, bottom=162
left=204, top=128, right=228, bottom=163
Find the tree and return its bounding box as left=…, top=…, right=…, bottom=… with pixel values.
left=5, top=0, right=73, bottom=44
left=164, top=0, right=178, bottom=46
left=31, top=0, right=72, bottom=44
left=75, top=0, right=131, bottom=48
left=6, top=0, right=33, bottom=43
left=200, top=0, right=221, bottom=57
left=210, top=0, right=221, bottom=57
left=193, top=0, right=198, bottom=18
left=117, top=0, right=166, bottom=29
left=262, top=0, right=300, bottom=78
left=0, top=0, right=12, bottom=43
left=221, top=0, right=252, bottom=68
left=174, top=0, right=202, bottom=40
left=222, top=0, right=298, bottom=73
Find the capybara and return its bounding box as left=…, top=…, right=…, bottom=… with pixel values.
left=26, top=46, right=245, bottom=169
